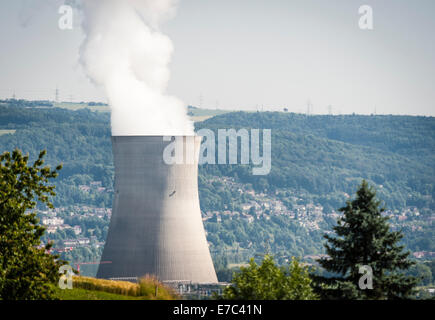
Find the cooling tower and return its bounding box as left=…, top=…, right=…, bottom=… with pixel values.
left=97, top=136, right=218, bottom=283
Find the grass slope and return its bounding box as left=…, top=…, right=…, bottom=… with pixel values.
left=52, top=276, right=178, bottom=300
left=52, top=286, right=142, bottom=300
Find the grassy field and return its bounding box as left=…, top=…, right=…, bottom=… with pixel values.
left=52, top=275, right=179, bottom=300
left=52, top=286, right=143, bottom=300
left=0, top=129, right=16, bottom=136
left=191, top=115, right=216, bottom=122
left=189, top=108, right=230, bottom=117
left=52, top=102, right=232, bottom=122
left=53, top=102, right=111, bottom=112
left=188, top=106, right=231, bottom=121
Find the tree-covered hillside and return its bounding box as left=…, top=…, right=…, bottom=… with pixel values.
left=196, top=112, right=435, bottom=211
left=201, top=111, right=435, bottom=161
left=0, top=104, right=433, bottom=265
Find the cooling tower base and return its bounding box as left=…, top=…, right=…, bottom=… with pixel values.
left=97, top=136, right=218, bottom=283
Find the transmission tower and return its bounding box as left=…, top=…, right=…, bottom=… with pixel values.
left=306, top=99, right=313, bottom=115
left=55, top=86, right=59, bottom=102
left=199, top=93, right=203, bottom=108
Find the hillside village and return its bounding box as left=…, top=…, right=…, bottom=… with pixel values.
left=36, top=177, right=435, bottom=270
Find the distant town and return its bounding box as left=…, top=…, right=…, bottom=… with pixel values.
left=36, top=178, right=435, bottom=268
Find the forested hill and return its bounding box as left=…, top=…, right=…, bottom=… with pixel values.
left=0, top=104, right=433, bottom=260
left=0, top=105, right=434, bottom=212
left=196, top=112, right=435, bottom=211
left=199, top=111, right=435, bottom=161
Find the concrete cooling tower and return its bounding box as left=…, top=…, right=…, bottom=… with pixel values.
left=97, top=136, right=218, bottom=283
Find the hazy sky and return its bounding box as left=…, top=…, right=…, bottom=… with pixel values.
left=0, top=0, right=434, bottom=115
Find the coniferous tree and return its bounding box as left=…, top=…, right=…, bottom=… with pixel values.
left=314, top=180, right=418, bottom=299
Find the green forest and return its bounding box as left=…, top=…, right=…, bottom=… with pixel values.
left=196, top=111, right=435, bottom=211
left=0, top=102, right=433, bottom=278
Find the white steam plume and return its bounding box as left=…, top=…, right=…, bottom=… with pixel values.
left=80, top=0, right=193, bottom=136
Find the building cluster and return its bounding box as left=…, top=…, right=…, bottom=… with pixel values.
left=412, top=251, right=435, bottom=259
left=78, top=180, right=110, bottom=194
left=36, top=177, right=433, bottom=264
left=49, top=235, right=106, bottom=253
left=38, top=208, right=78, bottom=235
left=37, top=204, right=110, bottom=252
left=204, top=177, right=435, bottom=236
left=202, top=181, right=330, bottom=231
left=71, top=205, right=112, bottom=219
left=382, top=207, right=423, bottom=222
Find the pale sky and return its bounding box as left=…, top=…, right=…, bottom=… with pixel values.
left=0, top=0, right=434, bottom=115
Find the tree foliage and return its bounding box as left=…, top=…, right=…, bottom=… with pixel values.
left=314, top=180, right=418, bottom=299
left=222, top=255, right=317, bottom=300
left=0, top=149, right=64, bottom=300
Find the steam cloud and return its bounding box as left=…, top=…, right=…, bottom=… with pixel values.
left=80, top=0, right=194, bottom=136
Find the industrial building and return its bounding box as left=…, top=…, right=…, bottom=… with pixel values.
left=97, top=136, right=217, bottom=283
